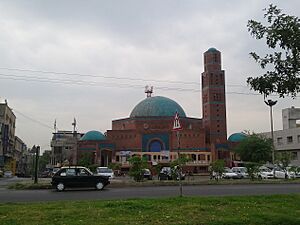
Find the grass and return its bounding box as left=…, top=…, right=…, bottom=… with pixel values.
left=0, top=194, right=299, bottom=225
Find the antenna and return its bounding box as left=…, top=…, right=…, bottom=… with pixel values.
left=72, top=118, right=77, bottom=133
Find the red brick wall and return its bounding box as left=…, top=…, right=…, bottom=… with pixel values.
left=202, top=49, right=227, bottom=144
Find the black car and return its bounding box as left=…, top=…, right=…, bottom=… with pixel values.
left=51, top=166, right=110, bottom=191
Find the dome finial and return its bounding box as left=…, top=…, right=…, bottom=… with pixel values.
left=145, top=85, right=153, bottom=98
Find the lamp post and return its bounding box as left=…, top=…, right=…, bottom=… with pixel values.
left=264, top=99, right=277, bottom=164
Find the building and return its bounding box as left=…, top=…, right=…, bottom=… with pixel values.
left=78, top=48, right=230, bottom=173
left=51, top=130, right=83, bottom=166
left=77, top=131, right=114, bottom=167
left=0, top=100, right=16, bottom=169
left=262, top=106, right=300, bottom=166
left=14, top=136, right=28, bottom=175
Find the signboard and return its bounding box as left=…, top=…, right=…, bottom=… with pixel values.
left=161, top=150, right=170, bottom=157
left=172, top=111, right=182, bottom=131
left=119, top=151, right=131, bottom=156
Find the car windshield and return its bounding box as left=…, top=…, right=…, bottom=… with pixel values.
left=224, top=168, right=232, bottom=173
left=260, top=168, right=271, bottom=172
left=98, top=168, right=112, bottom=173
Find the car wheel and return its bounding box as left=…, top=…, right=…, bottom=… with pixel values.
left=96, top=182, right=104, bottom=190
left=56, top=182, right=65, bottom=191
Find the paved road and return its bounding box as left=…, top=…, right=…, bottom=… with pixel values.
left=0, top=181, right=300, bottom=203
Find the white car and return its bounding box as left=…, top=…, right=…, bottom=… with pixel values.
left=96, top=167, right=115, bottom=179
left=231, top=167, right=248, bottom=179
left=4, top=171, right=13, bottom=178
left=274, top=168, right=295, bottom=179
left=222, top=168, right=239, bottom=179
left=257, top=166, right=274, bottom=179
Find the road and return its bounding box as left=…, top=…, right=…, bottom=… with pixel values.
left=0, top=178, right=300, bottom=203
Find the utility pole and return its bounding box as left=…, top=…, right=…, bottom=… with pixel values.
left=264, top=99, right=277, bottom=164
left=172, top=111, right=183, bottom=197
left=34, top=146, right=40, bottom=184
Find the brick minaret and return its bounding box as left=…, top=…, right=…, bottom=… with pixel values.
left=201, top=48, right=227, bottom=144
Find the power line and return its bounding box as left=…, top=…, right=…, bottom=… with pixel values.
left=13, top=109, right=53, bottom=130
left=0, top=72, right=258, bottom=95
left=0, top=73, right=200, bottom=92
left=0, top=67, right=200, bottom=86
left=0, top=67, right=248, bottom=88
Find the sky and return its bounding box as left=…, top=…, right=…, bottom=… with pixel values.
left=0, top=0, right=299, bottom=151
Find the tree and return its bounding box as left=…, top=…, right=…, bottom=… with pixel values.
left=275, top=151, right=292, bottom=179
left=170, top=154, right=190, bottom=180
left=128, top=156, right=148, bottom=182
left=78, top=152, right=93, bottom=168
left=39, top=151, right=51, bottom=172
left=234, top=133, right=273, bottom=180
left=210, top=159, right=225, bottom=181
left=234, top=133, right=272, bottom=163
left=247, top=4, right=300, bottom=98
left=244, top=162, right=260, bottom=181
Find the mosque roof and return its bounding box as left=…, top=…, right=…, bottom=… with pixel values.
left=130, top=96, right=186, bottom=118
left=206, top=47, right=219, bottom=53
left=80, top=130, right=106, bottom=141
left=228, top=132, right=247, bottom=142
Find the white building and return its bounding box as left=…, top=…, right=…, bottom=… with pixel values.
left=262, top=107, right=300, bottom=166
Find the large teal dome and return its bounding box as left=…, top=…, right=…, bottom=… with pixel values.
left=228, top=132, right=247, bottom=142
left=80, top=130, right=106, bottom=141
left=130, top=96, right=186, bottom=118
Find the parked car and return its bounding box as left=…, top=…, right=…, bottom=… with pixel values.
left=257, top=166, right=274, bottom=179
left=0, top=170, right=3, bottom=177
left=222, top=168, right=239, bottom=179
left=158, top=167, right=185, bottom=180
left=158, top=167, right=172, bottom=180
left=231, top=167, right=248, bottom=179
left=3, top=171, right=13, bottom=178
left=40, top=170, right=52, bottom=178
left=51, top=166, right=110, bottom=191
left=96, top=167, right=115, bottom=179
left=143, top=169, right=153, bottom=180
left=273, top=167, right=295, bottom=179
left=290, top=167, right=300, bottom=178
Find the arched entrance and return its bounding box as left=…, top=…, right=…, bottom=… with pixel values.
left=148, top=140, right=164, bottom=152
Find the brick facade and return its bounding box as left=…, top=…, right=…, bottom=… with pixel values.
left=77, top=48, right=230, bottom=173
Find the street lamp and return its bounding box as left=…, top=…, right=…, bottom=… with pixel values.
left=264, top=99, right=277, bottom=164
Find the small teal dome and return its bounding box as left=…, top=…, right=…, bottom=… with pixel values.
left=206, top=47, right=219, bottom=53
left=80, top=130, right=106, bottom=141
left=130, top=96, right=186, bottom=118
left=228, top=133, right=247, bottom=142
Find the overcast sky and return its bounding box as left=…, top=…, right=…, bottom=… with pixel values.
left=0, top=1, right=299, bottom=151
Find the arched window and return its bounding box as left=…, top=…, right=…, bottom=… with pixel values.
left=149, top=140, right=163, bottom=152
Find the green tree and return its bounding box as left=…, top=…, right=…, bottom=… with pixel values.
left=234, top=133, right=273, bottom=180
left=210, top=159, right=225, bottom=181
left=128, top=156, right=148, bottom=182
left=247, top=4, right=300, bottom=98
left=234, top=133, right=272, bottom=163
left=78, top=152, right=93, bottom=168
left=39, top=151, right=51, bottom=172
left=244, top=162, right=260, bottom=181
left=170, top=154, right=190, bottom=180
left=275, top=151, right=292, bottom=179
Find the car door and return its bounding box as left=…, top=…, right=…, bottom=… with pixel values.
left=76, top=168, right=94, bottom=188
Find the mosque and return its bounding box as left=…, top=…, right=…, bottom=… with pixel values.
left=77, top=47, right=231, bottom=173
